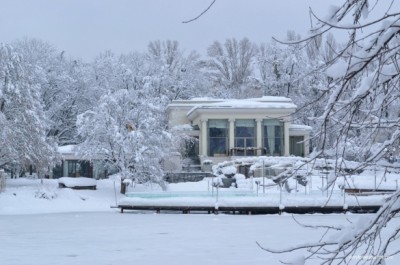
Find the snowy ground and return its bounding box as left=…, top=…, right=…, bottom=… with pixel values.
left=1, top=176, right=400, bottom=265
left=2, top=212, right=386, bottom=265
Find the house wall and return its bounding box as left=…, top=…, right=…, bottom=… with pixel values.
left=168, top=106, right=192, bottom=128
left=289, top=127, right=312, bottom=156
left=190, top=111, right=293, bottom=160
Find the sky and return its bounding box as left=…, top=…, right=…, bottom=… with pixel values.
left=0, top=0, right=338, bottom=61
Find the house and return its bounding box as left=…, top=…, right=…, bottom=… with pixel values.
left=52, top=145, right=107, bottom=179
left=167, top=96, right=312, bottom=171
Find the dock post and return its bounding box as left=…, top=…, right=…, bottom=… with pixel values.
left=262, top=160, right=265, bottom=196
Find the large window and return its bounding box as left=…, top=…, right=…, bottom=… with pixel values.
left=263, top=119, right=284, bottom=156
left=52, top=162, right=63, bottom=179
left=67, top=160, right=93, bottom=178
left=234, top=119, right=256, bottom=156
left=290, top=136, right=304, bottom=157
left=208, top=119, right=228, bottom=156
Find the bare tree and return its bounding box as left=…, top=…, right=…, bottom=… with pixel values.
left=147, top=40, right=206, bottom=100
left=207, top=37, right=259, bottom=98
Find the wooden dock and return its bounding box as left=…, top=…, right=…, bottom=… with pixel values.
left=118, top=195, right=384, bottom=214
left=118, top=204, right=381, bottom=214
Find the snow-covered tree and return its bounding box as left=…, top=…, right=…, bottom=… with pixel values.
left=257, top=34, right=306, bottom=98
left=261, top=1, right=400, bottom=264
left=146, top=40, right=207, bottom=100
left=0, top=43, right=57, bottom=175
left=256, top=33, right=329, bottom=142
left=12, top=38, right=95, bottom=146
left=306, top=1, right=400, bottom=164
left=77, top=82, right=171, bottom=189
left=206, top=37, right=260, bottom=98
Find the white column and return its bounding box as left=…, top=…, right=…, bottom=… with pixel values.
left=63, top=161, right=68, bottom=177
left=304, top=133, right=310, bottom=156
left=201, top=119, right=208, bottom=156
left=229, top=118, right=235, bottom=155
left=256, top=119, right=263, bottom=155
left=284, top=122, right=290, bottom=156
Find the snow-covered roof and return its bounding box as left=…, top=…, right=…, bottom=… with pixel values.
left=168, top=96, right=296, bottom=109
left=171, top=124, right=193, bottom=131
left=58, top=145, right=77, bottom=154
left=289, top=124, right=313, bottom=131
left=180, top=97, right=297, bottom=119
left=58, top=145, right=83, bottom=160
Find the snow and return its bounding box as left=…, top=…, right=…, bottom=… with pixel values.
left=221, top=165, right=236, bottom=176
left=58, top=144, right=77, bottom=154
left=119, top=190, right=385, bottom=208
left=187, top=99, right=297, bottom=117
left=179, top=96, right=298, bottom=119
left=335, top=169, right=400, bottom=191
left=58, top=177, right=97, bottom=188
left=2, top=211, right=377, bottom=265
left=1, top=169, right=400, bottom=265
left=171, top=124, right=193, bottom=131
left=0, top=178, right=121, bottom=215
left=325, top=58, right=348, bottom=79
left=289, top=124, right=313, bottom=131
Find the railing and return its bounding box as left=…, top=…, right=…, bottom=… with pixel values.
left=230, top=147, right=266, bottom=156
left=164, top=172, right=213, bottom=183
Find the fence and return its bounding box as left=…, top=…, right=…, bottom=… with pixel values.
left=164, top=172, right=213, bottom=183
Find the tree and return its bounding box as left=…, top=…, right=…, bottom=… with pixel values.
left=0, top=43, right=57, bottom=175
left=77, top=81, right=172, bottom=189
left=146, top=40, right=207, bottom=100
left=12, top=38, right=95, bottom=146
left=261, top=1, right=400, bottom=264
left=206, top=37, right=259, bottom=98
left=256, top=32, right=306, bottom=97
left=256, top=32, right=329, bottom=143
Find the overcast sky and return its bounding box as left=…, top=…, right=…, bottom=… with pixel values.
left=0, top=0, right=337, bottom=61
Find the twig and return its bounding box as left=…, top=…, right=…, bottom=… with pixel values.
left=182, top=0, right=216, bottom=24
left=291, top=214, right=342, bottom=231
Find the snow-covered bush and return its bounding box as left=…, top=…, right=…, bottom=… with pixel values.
left=221, top=166, right=236, bottom=178
left=35, top=184, right=57, bottom=200
left=233, top=173, right=245, bottom=180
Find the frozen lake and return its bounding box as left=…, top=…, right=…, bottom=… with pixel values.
left=2, top=177, right=400, bottom=264
left=0, top=212, right=389, bottom=265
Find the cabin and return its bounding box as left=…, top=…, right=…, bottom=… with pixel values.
left=167, top=97, right=312, bottom=171
left=52, top=145, right=107, bottom=179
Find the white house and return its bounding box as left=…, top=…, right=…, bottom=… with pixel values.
left=167, top=96, right=312, bottom=170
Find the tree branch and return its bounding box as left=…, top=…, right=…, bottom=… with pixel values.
left=182, top=0, right=216, bottom=24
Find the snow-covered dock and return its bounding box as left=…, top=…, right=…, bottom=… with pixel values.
left=118, top=192, right=386, bottom=214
